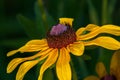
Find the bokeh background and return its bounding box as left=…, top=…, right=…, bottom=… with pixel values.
left=0, top=0, right=120, bottom=80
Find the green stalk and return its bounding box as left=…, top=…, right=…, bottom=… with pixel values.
left=99, top=0, right=107, bottom=61
left=71, top=56, right=89, bottom=80
left=43, top=69, right=54, bottom=80
left=99, top=0, right=116, bottom=70
left=102, top=0, right=108, bottom=25
left=38, top=0, right=49, bottom=31
left=87, top=0, right=99, bottom=24
left=99, top=0, right=108, bottom=62
left=77, top=57, right=89, bottom=77
left=70, top=61, right=78, bottom=80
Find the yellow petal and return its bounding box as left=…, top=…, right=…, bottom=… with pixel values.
left=84, top=76, right=100, bottom=80
left=101, top=25, right=120, bottom=36
left=84, top=36, right=120, bottom=50
left=110, top=50, right=120, bottom=76
left=85, top=24, right=100, bottom=31
left=22, top=48, right=53, bottom=60
left=16, top=60, right=40, bottom=80
left=15, top=54, right=49, bottom=80
left=96, top=62, right=107, bottom=78
left=78, top=25, right=120, bottom=40
left=76, top=24, right=99, bottom=40
left=76, top=27, right=85, bottom=37
left=60, top=47, right=70, bottom=63
left=30, top=48, right=53, bottom=58
left=7, top=58, right=25, bottom=73
left=25, top=39, right=47, bottom=45
left=7, top=50, right=19, bottom=57
left=59, top=18, right=74, bottom=27
left=38, top=49, right=58, bottom=80
left=56, top=47, right=71, bottom=80
left=68, top=42, right=84, bottom=56
left=19, top=39, right=48, bottom=53
left=24, top=48, right=53, bottom=61
left=110, top=50, right=120, bottom=70
left=7, top=39, right=48, bottom=56
left=7, top=48, right=53, bottom=74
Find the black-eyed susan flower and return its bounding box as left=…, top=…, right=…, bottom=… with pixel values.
left=84, top=50, right=120, bottom=80
left=7, top=18, right=120, bottom=80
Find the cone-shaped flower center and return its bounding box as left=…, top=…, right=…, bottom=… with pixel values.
left=101, top=75, right=117, bottom=80
left=46, top=24, right=76, bottom=49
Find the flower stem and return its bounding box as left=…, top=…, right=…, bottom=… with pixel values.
left=99, top=0, right=108, bottom=62
left=102, top=0, right=108, bottom=24
left=43, top=69, right=54, bottom=80
left=77, top=57, right=89, bottom=77
left=38, top=0, right=49, bottom=31
left=70, top=61, right=78, bottom=80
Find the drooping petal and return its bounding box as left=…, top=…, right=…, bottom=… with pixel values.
left=76, top=24, right=100, bottom=39
left=84, top=76, right=100, bottom=80
left=38, top=49, right=58, bottom=80
left=15, top=49, right=50, bottom=80
left=22, top=48, right=53, bottom=60
left=67, top=42, right=84, bottom=56
left=16, top=60, right=40, bottom=80
left=96, top=62, right=107, bottom=78
left=19, top=39, right=48, bottom=53
left=85, top=24, right=100, bottom=31
left=56, top=47, right=71, bottom=80
left=25, top=39, right=47, bottom=45
left=33, top=48, right=53, bottom=57
left=7, top=50, right=19, bottom=57
left=7, top=48, right=53, bottom=74
left=110, top=50, right=120, bottom=79
left=101, top=25, right=120, bottom=36
left=7, top=39, right=48, bottom=56
left=78, top=25, right=120, bottom=40
left=7, top=46, right=49, bottom=57
left=76, top=27, right=85, bottom=37
left=84, top=36, right=120, bottom=50
left=7, top=58, right=25, bottom=73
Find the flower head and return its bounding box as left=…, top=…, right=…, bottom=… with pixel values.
left=84, top=50, right=120, bottom=80
left=7, top=18, right=120, bottom=80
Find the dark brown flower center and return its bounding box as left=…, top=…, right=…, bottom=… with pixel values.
left=101, top=75, right=117, bottom=80
left=46, top=24, right=76, bottom=49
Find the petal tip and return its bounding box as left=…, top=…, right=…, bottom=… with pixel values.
left=7, top=50, right=18, bottom=57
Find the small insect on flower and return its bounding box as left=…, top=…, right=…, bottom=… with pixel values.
left=7, top=18, right=120, bottom=80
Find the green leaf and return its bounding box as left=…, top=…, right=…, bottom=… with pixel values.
left=34, top=1, right=55, bottom=37
left=17, top=14, right=41, bottom=39
left=34, top=1, right=46, bottom=38
left=101, top=0, right=108, bottom=24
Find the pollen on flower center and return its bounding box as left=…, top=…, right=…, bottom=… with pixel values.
left=46, top=24, right=76, bottom=49
left=101, top=75, right=117, bottom=80
left=50, top=24, right=67, bottom=35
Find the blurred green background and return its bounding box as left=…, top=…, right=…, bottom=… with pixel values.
left=0, top=0, right=120, bottom=80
